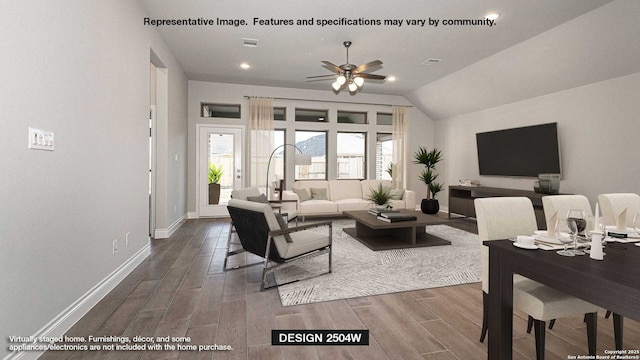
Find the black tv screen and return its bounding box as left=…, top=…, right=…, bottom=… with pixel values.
left=476, top=123, right=561, bottom=177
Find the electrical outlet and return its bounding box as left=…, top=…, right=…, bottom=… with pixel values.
left=113, top=239, right=118, bottom=255
left=125, top=232, right=130, bottom=246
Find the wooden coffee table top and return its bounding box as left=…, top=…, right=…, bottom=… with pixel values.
left=343, top=210, right=450, bottom=229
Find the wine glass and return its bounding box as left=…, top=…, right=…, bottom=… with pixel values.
left=557, top=224, right=575, bottom=257
left=567, top=209, right=586, bottom=255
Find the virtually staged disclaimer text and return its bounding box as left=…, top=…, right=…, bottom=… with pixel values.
left=7, top=335, right=232, bottom=352
left=143, top=17, right=497, bottom=28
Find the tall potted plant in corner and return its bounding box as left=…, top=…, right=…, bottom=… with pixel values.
left=208, top=162, right=223, bottom=205
left=413, top=147, right=443, bottom=214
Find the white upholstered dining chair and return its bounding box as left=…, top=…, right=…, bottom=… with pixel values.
left=598, top=193, right=640, bottom=228
left=542, top=194, right=593, bottom=233
left=475, top=197, right=600, bottom=359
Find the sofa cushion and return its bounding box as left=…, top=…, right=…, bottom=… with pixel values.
left=389, top=199, right=407, bottom=209
left=292, top=188, right=311, bottom=202
left=299, top=200, right=337, bottom=214
left=329, top=180, right=362, bottom=201
left=310, top=187, right=328, bottom=200
left=390, top=188, right=405, bottom=200
left=335, top=199, right=371, bottom=212
left=247, top=194, right=269, bottom=203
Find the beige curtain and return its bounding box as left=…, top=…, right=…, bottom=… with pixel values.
left=249, top=97, right=274, bottom=193
left=392, top=105, right=409, bottom=189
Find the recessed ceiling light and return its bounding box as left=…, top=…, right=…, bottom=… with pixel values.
left=485, top=12, right=500, bottom=21
left=387, top=76, right=397, bottom=82
left=240, top=63, right=251, bottom=70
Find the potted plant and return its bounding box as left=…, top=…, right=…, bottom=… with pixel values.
left=208, top=162, right=223, bottom=205
left=366, top=184, right=392, bottom=210
left=413, top=147, right=443, bottom=214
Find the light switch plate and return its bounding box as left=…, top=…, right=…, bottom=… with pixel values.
left=28, top=127, right=55, bottom=151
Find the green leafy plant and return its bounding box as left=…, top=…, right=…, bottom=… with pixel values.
left=366, top=184, right=392, bottom=206
left=208, top=162, right=224, bottom=184
left=385, top=162, right=394, bottom=179
left=413, top=147, right=443, bottom=200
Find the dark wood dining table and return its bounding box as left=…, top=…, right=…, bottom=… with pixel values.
left=486, top=240, right=640, bottom=360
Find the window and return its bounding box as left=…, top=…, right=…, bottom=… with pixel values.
left=295, top=108, right=328, bottom=122
left=274, top=107, right=286, bottom=121
left=295, top=131, right=327, bottom=179
left=201, top=103, right=241, bottom=118
left=337, top=111, right=367, bottom=124
left=377, top=112, right=392, bottom=125
left=376, top=133, right=393, bottom=180
left=337, top=132, right=366, bottom=179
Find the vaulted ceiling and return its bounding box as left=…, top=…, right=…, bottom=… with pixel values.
left=140, top=0, right=640, bottom=119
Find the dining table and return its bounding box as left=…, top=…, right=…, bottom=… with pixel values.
left=486, top=239, right=640, bottom=360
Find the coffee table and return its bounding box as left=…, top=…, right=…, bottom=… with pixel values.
left=343, top=210, right=452, bottom=251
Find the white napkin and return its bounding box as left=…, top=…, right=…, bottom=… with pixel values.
left=547, top=212, right=558, bottom=236
left=616, top=208, right=628, bottom=231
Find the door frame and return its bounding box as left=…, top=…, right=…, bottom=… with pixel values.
left=195, top=124, right=245, bottom=218
left=149, top=105, right=157, bottom=237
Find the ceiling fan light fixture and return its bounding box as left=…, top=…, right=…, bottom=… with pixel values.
left=332, top=81, right=342, bottom=91
left=348, top=82, right=358, bottom=92
left=336, top=75, right=347, bottom=85
left=354, top=76, right=364, bottom=87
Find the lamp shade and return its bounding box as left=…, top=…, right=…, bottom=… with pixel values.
left=336, top=75, right=347, bottom=85
left=348, top=82, right=358, bottom=92
left=294, top=153, right=312, bottom=165
left=332, top=81, right=341, bottom=91
left=354, top=76, right=364, bottom=87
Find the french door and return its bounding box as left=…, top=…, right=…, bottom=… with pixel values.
left=197, top=125, right=243, bottom=217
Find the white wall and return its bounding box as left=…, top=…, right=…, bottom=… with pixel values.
left=436, top=71, right=640, bottom=209
left=187, top=81, right=434, bottom=215
left=0, top=1, right=187, bottom=357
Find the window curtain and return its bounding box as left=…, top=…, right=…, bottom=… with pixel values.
left=392, top=105, right=409, bottom=189
left=248, top=97, right=274, bottom=194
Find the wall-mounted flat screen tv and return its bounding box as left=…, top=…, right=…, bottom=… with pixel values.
left=476, top=122, right=561, bottom=177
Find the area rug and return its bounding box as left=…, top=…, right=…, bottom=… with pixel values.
left=275, top=219, right=481, bottom=306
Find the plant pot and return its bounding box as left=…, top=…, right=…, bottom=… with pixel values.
left=421, top=199, right=439, bottom=214
left=208, top=183, right=221, bottom=205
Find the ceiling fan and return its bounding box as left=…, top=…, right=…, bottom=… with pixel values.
left=307, top=41, right=386, bottom=93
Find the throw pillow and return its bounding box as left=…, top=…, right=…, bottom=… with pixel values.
left=292, top=188, right=311, bottom=202
left=246, top=194, right=269, bottom=204
left=390, top=188, right=405, bottom=200
left=310, top=187, right=328, bottom=200
left=275, top=213, right=293, bottom=243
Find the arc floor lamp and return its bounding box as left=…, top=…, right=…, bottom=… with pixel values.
left=265, top=144, right=312, bottom=198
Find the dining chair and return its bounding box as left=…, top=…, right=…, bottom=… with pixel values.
left=542, top=194, right=593, bottom=233
left=226, top=199, right=332, bottom=291
left=475, top=197, right=600, bottom=359
left=598, top=193, right=640, bottom=228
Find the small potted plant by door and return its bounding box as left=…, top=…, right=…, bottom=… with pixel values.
left=413, top=147, right=443, bottom=214
left=366, top=183, right=392, bottom=210
left=208, top=162, right=223, bottom=205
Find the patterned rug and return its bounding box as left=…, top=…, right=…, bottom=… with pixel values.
left=275, top=219, right=481, bottom=306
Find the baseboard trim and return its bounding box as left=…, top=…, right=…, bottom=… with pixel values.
left=154, top=214, right=186, bottom=239
left=3, top=243, right=151, bottom=360
left=187, top=211, right=198, bottom=219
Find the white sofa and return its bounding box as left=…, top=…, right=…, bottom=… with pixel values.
left=281, top=179, right=416, bottom=218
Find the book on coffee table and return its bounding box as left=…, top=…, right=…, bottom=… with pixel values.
left=377, top=214, right=417, bottom=223
left=367, top=209, right=400, bottom=216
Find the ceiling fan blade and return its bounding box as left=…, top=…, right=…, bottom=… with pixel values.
left=354, top=60, right=383, bottom=73
left=306, top=74, right=337, bottom=79
left=321, top=61, right=343, bottom=73
left=357, top=73, right=386, bottom=80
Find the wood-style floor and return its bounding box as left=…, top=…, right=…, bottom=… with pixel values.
left=40, top=216, right=640, bottom=360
